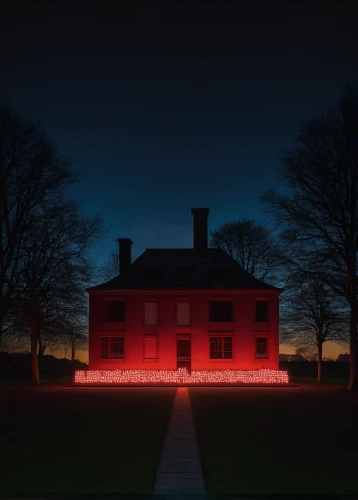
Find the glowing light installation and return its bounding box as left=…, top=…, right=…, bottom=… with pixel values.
left=74, top=368, right=289, bottom=385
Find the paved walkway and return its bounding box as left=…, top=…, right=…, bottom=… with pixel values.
left=154, top=387, right=207, bottom=497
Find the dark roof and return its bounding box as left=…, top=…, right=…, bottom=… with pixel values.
left=88, top=248, right=281, bottom=292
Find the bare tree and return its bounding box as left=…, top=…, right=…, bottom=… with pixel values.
left=61, top=325, right=88, bottom=362
left=9, top=197, right=102, bottom=384
left=96, top=249, right=120, bottom=283
left=261, top=85, right=358, bottom=391
left=210, top=219, right=283, bottom=284
left=63, top=345, right=69, bottom=359
left=0, top=109, right=76, bottom=347
left=281, top=276, right=348, bottom=383
left=295, top=346, right=318, bottom=361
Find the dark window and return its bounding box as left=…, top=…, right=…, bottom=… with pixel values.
left=210, top=337, right=232, bottom=359
left=177, top=339, right=191, bottom=359
left=209, top=301, right=233, bottom=322
left=209, top=269, right=228, bottom=283
left=142, top=269, right=161, bottom=284
left=175, top=265, right=192, bottom=283
left=103, top=301, right=125, bottom=322
left=101, top=337, right=124, bottom=359
left=256, top=301, right=268, bottom=322
left=256, top=338, right=268, bottom=358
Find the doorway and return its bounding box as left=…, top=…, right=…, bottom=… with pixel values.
left=177, top=338, right=191, bottom=373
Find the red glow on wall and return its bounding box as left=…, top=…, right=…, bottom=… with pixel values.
left=74, top=367, right=289, bottom=385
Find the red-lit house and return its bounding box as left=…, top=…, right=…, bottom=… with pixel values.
left=86, top=209, right=282, bottom=376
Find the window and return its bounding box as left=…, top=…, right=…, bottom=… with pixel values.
left=101, top=337, right=124, bottom=359
left=210, top=337, right=232, bottom=359
left=144, top=302, right=158, bottom=325
left=175, top=265, right=192, bottom=284
left=209, top=301, right=233, bottom=322
left=256, top=301, right=268, bottom=322
left=143, top=337, right=158, bottom=359
left=209, top=269, right=228, bottom=284
left=103, top=301, right=125, bottom=322
left=177, top=302, right=190, bottom=325
left=256, top=337, right=268, bottom=358
left=142, top=269, right=161, bottom=284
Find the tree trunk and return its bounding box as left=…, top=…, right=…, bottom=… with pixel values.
left=37, top=336, right=46, bottom=357
left=0, top=312, right=3, bottom=379
left=31, top=324, right=40, bottom=386
left=0, top=308, right=3, bottom=350
left=348, top=299, right=358, bottom=391
left=317, top=342, right=323, bottom=385
left=0, top=294, right=8, bottom=348
left=38, top=345, right=46, bottom=356
left=71, top=340, right=76, bottom=376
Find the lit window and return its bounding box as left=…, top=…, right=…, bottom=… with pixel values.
left=101, top=337, right=124, bottom=359
left=210, top=337, right=232, bottom=359
left=209, top=301, right=233, bottom=322
left=256, top=301, right=268, bottom=322
left=143, top=337, right=158, bottom=359
left=177, top=303, right=190, bottom=325
left=256, top=338, right=268, bottom=358
left=144, top=302, right=158, bottom=325
left=102, top=301, right=125, bottom=322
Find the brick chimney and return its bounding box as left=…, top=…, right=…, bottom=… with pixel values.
left=117, top=238, right=133, bottom=275
left=191, top=208, right=209, bottom=255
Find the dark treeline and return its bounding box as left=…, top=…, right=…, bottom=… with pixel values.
left=280, top=352, right=350, bottom=363
left=279, top=361, right=350, bottom=382
left=0, top=352, right=87, bottom=381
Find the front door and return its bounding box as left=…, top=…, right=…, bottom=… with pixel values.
left=177, top=338, right=191, bottom=373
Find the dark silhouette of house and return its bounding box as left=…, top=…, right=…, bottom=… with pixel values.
left=87, top=209, right=282, bottom=374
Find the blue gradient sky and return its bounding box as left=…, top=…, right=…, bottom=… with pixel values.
left=1, top=1, right=358, bottom=264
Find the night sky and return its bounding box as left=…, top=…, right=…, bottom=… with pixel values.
left=3, top=0, right=356, bottom=360
left=2, top=0, right=358, bottom=264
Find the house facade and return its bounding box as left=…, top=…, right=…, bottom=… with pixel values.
left=87, top=209, right=282, bottom=374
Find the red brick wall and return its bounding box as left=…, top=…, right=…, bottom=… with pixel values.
left=88, top=290, right=280, bottom=371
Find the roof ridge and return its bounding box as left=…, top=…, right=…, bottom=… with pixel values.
left=144, top=247, right=221, bottom=251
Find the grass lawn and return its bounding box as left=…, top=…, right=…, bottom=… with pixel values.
left=289, top=375, right=349, bottom=385
left=190, top=386, right=358, bottom=496
left=0, top=375, right=73, bottom=387
left=0, top=386, right=176, bottom=496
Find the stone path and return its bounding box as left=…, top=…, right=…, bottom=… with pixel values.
left=154, top=387, right=207, bottom=497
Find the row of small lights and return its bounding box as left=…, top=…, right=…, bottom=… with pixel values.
left=74, top=367, right=289, bottom=384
